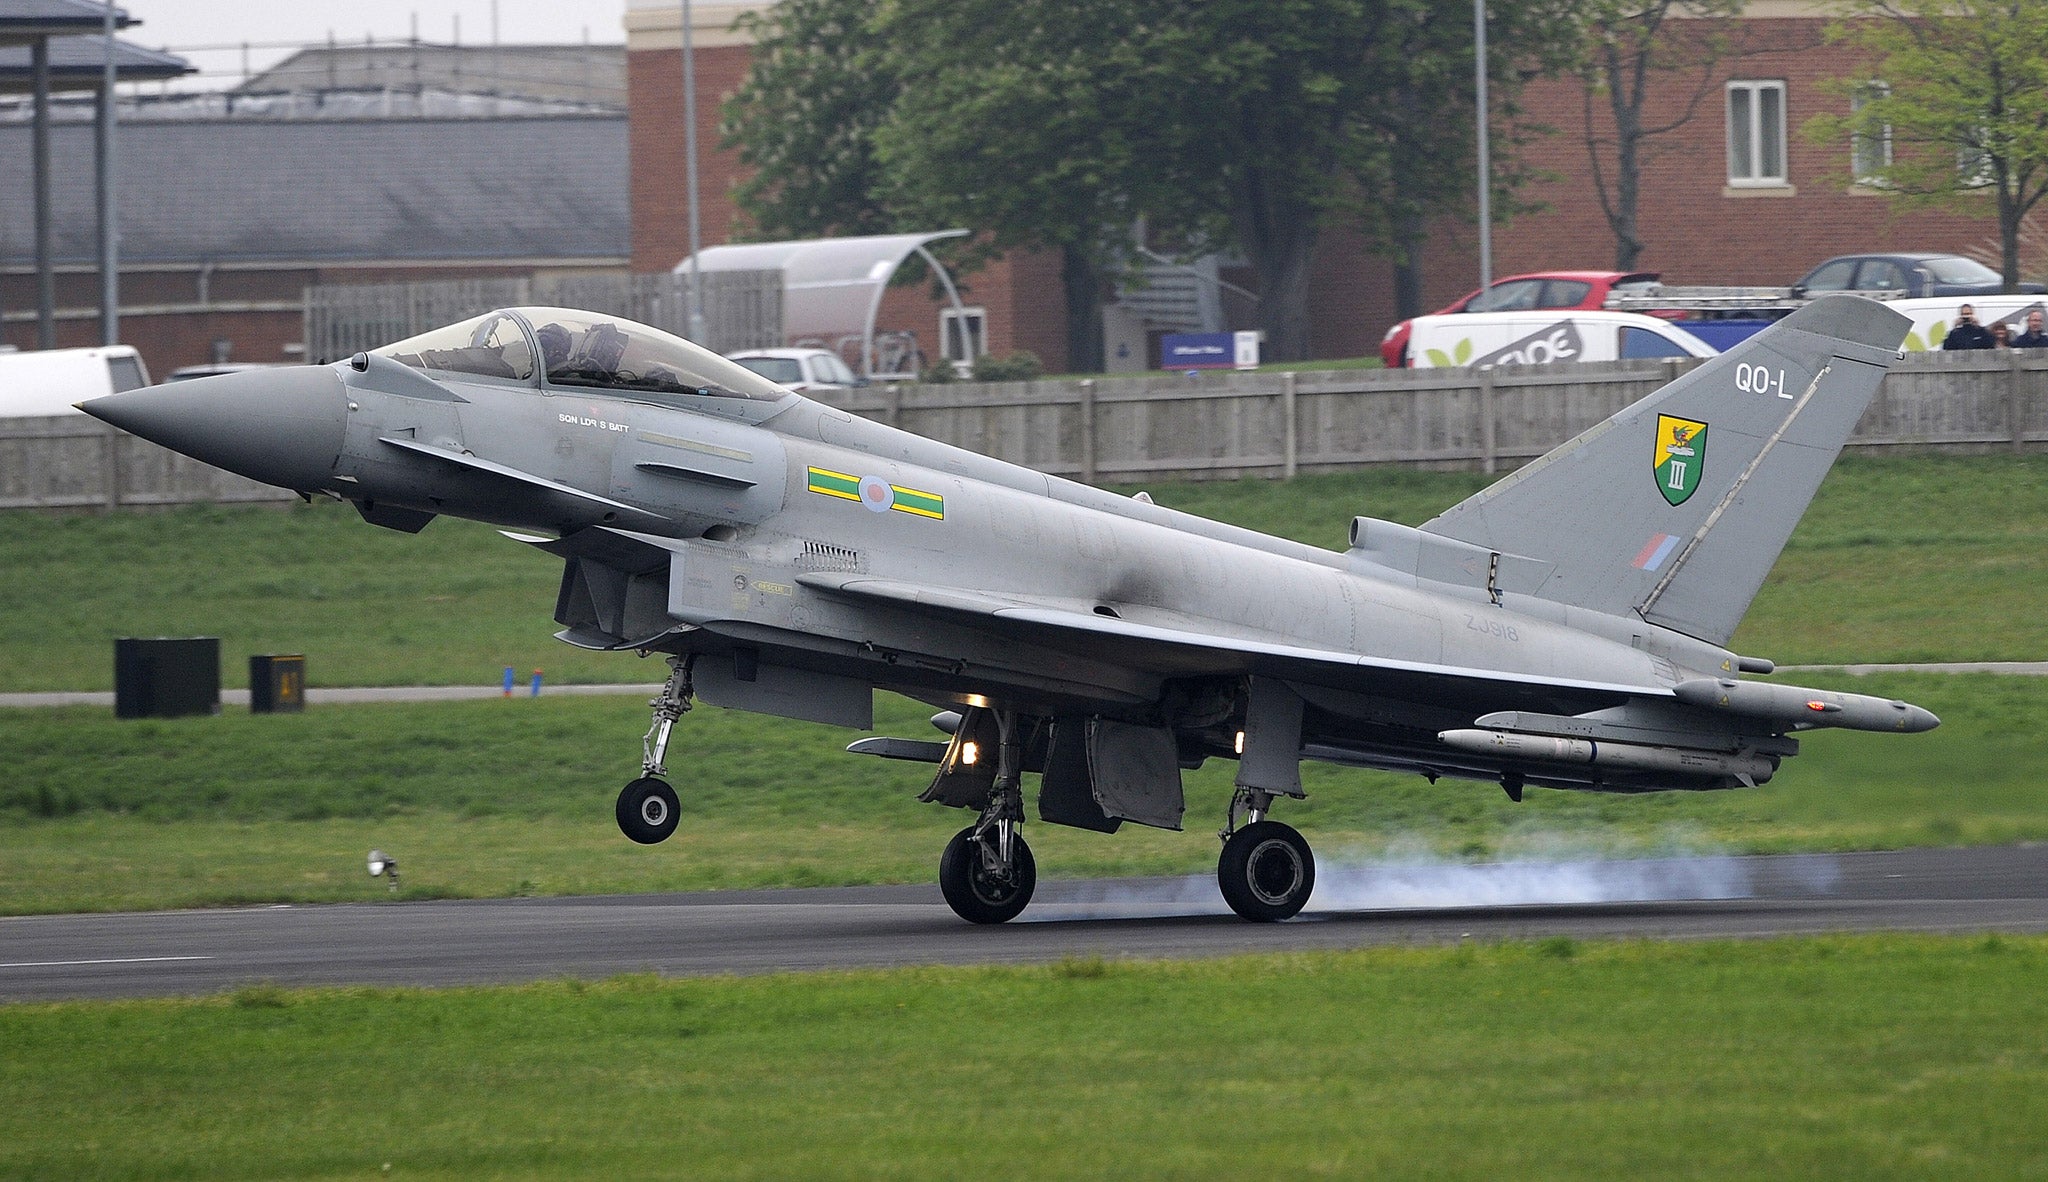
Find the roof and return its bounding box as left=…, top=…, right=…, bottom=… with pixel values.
left=0, top=114, right=628, bottom=264
left=0, top=0, right=131, bottom=45
left=238, top=43, right=624, bottom=109
left=0, top=33, right=189, bottom=92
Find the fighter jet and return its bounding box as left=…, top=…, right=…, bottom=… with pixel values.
left=82, top=296, right=1937, bottom=924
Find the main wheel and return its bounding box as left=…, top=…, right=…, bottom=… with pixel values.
left=938, top=826, right=1036, bottom=924
left=616, top=777, right=680, bottom=845
left=1218, top=820, right=1315, bottom=922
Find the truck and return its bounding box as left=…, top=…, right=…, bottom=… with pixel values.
left=0, top=345, right=152, bottom=416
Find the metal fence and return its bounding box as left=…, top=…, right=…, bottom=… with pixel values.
left=302, top=271, right=784, bottom=363
left=7, top=350, right=2044, bottom=511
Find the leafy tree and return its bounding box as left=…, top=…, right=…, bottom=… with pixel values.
left=720, top=0, right=899, bottom=239
left=1807, top=0, right=2048, bottom=290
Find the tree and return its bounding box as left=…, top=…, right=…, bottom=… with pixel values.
left=1808, top=0, right=2048, bottom=290
left=722, top=0, right=1571, bottom=364
left=720, top=0, right=900, bottom=239
left=870, top=0, right=1185, bottom=373
left=1571, top=1, right=1754, bottom=271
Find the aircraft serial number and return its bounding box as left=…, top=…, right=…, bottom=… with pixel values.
left=1464, top=614, right=1520, bottom=641
left=1734, top=363, right=1791, bottom=399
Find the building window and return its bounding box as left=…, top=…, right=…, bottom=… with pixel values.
left=1727, top=80, right=1787, bottom=186
left=1852, top=81, right=1891, bottom=183
left=940, top=306, right=987, bottom=364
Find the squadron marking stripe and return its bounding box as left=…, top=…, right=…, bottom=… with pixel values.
left=889, top=486, right=945, bottom=519
left=806, top=467, right=864, bottom=502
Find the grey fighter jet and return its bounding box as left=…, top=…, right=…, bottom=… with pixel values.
left=82, top=297, right=1937, bottom=924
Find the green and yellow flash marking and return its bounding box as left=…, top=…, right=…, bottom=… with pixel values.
left=807, top=466, right=945, bottom=520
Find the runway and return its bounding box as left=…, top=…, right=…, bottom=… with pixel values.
left=4, top=845, right=2043, bottom=1002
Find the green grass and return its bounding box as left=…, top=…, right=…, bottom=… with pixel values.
left=9, top=454, right=2048, bottom=691
left=0, top=671, right=2033, bottom=914
left=3, top=936, right=2045, bottom=1178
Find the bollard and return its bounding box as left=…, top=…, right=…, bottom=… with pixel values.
left=530, top=669, right=544, bottom=697
left=502, top=666, right=516, bottom=697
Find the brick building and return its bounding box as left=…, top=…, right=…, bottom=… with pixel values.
left=630, top=0, right=2019, bottom=369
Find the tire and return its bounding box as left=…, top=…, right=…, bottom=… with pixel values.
left=1218, top=820, right=1315, bottom=922
left=938, top=826, right=1036, bottom=924
left=616, top=777, right=680, bottom=845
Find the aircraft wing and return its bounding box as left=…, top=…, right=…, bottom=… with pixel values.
left=793, top=571, right=1665, bottom=715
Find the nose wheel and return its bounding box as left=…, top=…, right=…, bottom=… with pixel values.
left=939, top=825, right=1036, bottom=924
left=616, top=776, right=680, bottom=844
left=1217, top=820, right=1315, bottom=921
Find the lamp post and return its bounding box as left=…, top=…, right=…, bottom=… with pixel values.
left=1474, top=0, right=1491, bottom=295
left=682, top=0, right=706, bottom=343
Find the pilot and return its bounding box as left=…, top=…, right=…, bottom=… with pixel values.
left=1941, top=304, right=1996, bottom=350
left=536, top=323, right=575, bottom=375
left=2014, top=310, right=2048, bottom=349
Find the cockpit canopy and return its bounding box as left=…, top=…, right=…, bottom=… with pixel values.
left=373, top=307, right=791, bottom=403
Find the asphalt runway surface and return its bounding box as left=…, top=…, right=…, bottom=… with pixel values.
left=4, top=845, right=2044, bottom=1002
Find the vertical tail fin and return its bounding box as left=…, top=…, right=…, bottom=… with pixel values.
left=1421, top=295, right=1909, bottom=645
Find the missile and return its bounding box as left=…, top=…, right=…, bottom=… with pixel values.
left=1672, top=678, right=1940, bottom=733
left=1436, top=728, right=1778, bottom=783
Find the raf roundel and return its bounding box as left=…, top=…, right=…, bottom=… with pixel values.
left=859, top=475, right=896, bottom=512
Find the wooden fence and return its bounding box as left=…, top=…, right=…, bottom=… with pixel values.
left=5, top=350, right=2043, bottom=511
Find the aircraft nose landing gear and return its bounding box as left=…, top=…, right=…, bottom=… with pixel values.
left=936, top=707, right=1037, bottom=923
left=617, top=656, right=691, bottom=845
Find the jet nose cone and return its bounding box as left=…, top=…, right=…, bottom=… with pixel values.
left=82, top=365, right=348, bottom=493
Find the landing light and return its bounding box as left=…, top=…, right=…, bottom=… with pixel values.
left=961, top=741, right=980, bottom=766
left=367, top=848, right=399, bottom=891
left=1234, top=730, right=1246, bottom=755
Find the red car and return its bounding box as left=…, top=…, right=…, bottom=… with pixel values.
left=1380, top=270, right=1661, bottom=367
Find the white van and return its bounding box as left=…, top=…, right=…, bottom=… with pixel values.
left=1405, top=310, right=1717, bottom=368
left=1886, top=295, right=2048, bottom=352
left=0, top=345, right=152, bottom=416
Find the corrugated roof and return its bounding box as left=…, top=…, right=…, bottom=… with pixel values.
left=0, top=33, right=189, bottom=90
left=0, top=114, right=628, bottom=264
left=0, top=0, right=132, bottom=43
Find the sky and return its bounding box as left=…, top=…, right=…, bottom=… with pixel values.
left=119, top=1, right=630, bottom=90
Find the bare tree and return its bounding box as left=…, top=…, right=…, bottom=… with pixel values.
left=1576, top=1, right=1758, bottom=270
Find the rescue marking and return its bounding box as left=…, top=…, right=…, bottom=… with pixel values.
left=807, top=467, right=945, bottom=519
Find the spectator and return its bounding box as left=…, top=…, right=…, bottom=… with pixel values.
left=1992, top=322, right=2013, bottom=348
left=1942, top=304, right=1996, bottom=350
left=2014, top=309, right=2048, bottom=349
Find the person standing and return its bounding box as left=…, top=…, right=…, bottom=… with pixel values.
left=2013, top=309, right=2048, bottom=349
left=1942, top=304, right=1996, bottom=350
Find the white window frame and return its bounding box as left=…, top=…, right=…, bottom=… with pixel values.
left=1727, top=79, right=1788, bottom=187
left=1851, top=81, right=1892, bottom=184
left=939, top=306, right=987, bottom=364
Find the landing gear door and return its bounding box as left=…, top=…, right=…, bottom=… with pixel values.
left=1086, top=720, right=1185, bottom=831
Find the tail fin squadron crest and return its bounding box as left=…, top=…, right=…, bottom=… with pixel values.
left=1421, top=295, right=1910, bottom=645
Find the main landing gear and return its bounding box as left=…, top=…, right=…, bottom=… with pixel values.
left=617, top=656, right=691, bottom=845
left=1216, top=787, right=1315, bottom=921
left=937, top=708, right=1037, bottom=924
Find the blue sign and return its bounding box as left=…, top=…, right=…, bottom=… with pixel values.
left=1161, top=333, right=1235, bottom=370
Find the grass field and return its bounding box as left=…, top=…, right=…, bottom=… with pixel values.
left=3, top=936, right=2044, bottom=1178
left=3, top=454, right=2046, bottom=692
left=0, top=670, right=2033, bottom=914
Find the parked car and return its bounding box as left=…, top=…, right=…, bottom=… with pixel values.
left=1404, top=310, right=1717, bottom=369
left=1380, top=270, right=1661, bottom=367
left=723, top=347, right=864, bottom=392
left=1791, top=252, right=2046, bottom=299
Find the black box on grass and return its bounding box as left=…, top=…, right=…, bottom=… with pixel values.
left=113, top=637, right=221, bottom=719
left=249, top=654, right=306, bottom=713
